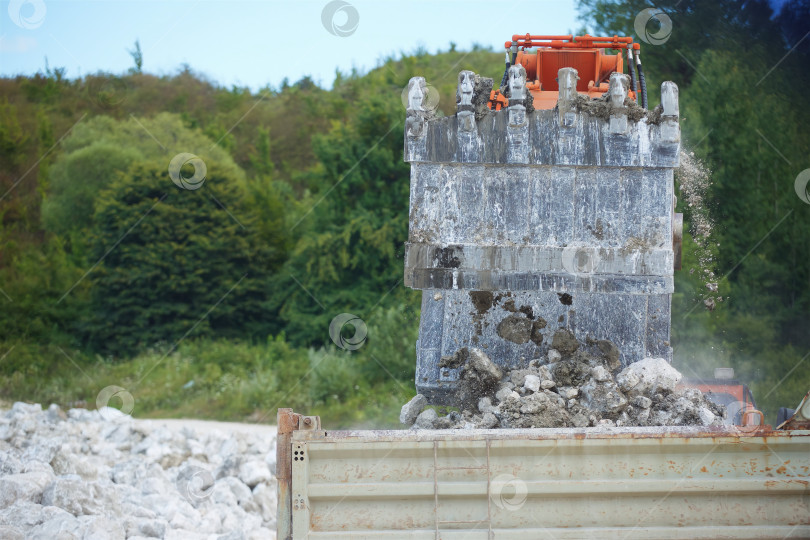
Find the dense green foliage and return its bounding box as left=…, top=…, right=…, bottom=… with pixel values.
left=0, top=48, right=500, bottom=426
left=580, top=0, right=810, bottom=417
left=41, top=114, right=245, bottom=237
left=85, top=161, right=274, bottom=352
left=1, top=3, right=808, bottom=425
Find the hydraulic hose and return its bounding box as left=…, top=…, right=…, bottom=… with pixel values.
left=500, top=51, right=510, bottom=89
left=636, top=51, right=648, bottom=109
left=627, top=47, right=638, bottom=103
left=500, top=47, right=518, bottom=91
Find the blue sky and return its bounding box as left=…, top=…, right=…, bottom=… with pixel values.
left=0, top=0, right=581, bottom=91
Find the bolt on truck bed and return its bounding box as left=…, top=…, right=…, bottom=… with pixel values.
left=276, top=409, right=810, bottom=539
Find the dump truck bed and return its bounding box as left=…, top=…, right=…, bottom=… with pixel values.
left=277, top=412, right=810, bottom=539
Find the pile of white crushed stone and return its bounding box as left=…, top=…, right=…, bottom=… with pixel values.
left=0, top=403, right=278, bottom=540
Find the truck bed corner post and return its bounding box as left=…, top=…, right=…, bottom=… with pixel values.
left=277, top=408, right=298, bottom=540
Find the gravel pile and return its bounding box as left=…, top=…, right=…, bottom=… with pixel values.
left=401, top=329, right=726, bottom=429
left=0, top=403, right=277, bottom=540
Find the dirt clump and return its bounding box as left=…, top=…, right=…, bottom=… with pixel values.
left=469, top=291, right=494, bottom=314
left=496, top=315, right=533, bottom=344
left=573, top=94, right=650, bottom=123
left=551, top=328, right=579, bottom=355
left=440, top=347, right=503, bottom=410
left=406, top=331, right=725, bottom=430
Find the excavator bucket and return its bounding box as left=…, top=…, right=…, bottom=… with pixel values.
left=404, top=60, right=681, bottom=404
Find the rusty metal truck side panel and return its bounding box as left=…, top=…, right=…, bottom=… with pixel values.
left=278, top=414, right=810, bottom=539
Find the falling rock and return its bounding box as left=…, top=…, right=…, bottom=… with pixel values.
left=8, top=402, right=43, bottom=418
left=636, top=407, right=651, bottom=424
left=651, top=408, right=674, bottom=425
left=523, top=375, right=541, bottom=393
left=547, top=349, right=562, bottom=363
left=467, top=348, right=502, bottom=381
left=399, top=394, right=428, bottom=426
left=616, top=357, right=682, bottom=396
left=572, top=413, right=590, bottom=428
left=618, top=369, right=640, bottom=393
left=220, top=476, right=255, bottom=510
left=698, top=407, right=716, bottom=426
left=543, top=389, right=566, bottom=408
left=681, top=387, right=703, bottom=403
left=414, top=408, right=438, bottom=429
left=129, top=518, right=168, bottom=539
left=0, top=500, right=72, bottom=532
left=0, top=451, right=22, bottom=475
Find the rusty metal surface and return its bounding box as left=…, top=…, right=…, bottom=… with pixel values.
left=276, top=408, right=300, bottom=540
left=779, top=391, right=810, bottom=430
left=298, top=415, right=321, bottom=431
left=284, top=416, right=810, bottom=539
left=292, top=424, right=810, bottom=443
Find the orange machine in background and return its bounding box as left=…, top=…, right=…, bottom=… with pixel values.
left=489, top=34, right=646, bottom=111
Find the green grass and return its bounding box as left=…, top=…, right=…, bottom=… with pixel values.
left=0, top=306, right=419, bottom=429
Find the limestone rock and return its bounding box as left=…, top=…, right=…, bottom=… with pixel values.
left=523, top=375, right=541, bottom=393
left=0, top=472, right=53, bottom=508
left=617, top=357, right=682, bottom=396
left=238, top=461, right=272, bottom=489
left=399, top=394, right=427, bottom=426
left=0, top=402, right=279, bottom=539
left=414, top=408, right=438, bottom=429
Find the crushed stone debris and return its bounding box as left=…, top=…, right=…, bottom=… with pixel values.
left=401, top=329, right=726, bottom=430
left=0, top=403, right=277, bottom=539
left=677, top=150, right=719, bottom=310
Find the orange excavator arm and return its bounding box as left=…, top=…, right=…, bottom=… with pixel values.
left=489, top=34, right=646, bottom=111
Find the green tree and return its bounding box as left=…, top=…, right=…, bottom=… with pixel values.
left=85, top=160, right=276, bottom=355
left=0, top=236, right=88, bottom=345
left=128, top=40, right=143, bottom=73
left=579, top=0, right=810, bottom=421
left=41, top=113, right=244, bottom=238
left=270, top=95, right=418, bottom=346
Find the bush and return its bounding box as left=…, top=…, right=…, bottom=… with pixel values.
left=85, top=160, right=275, bottom=355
